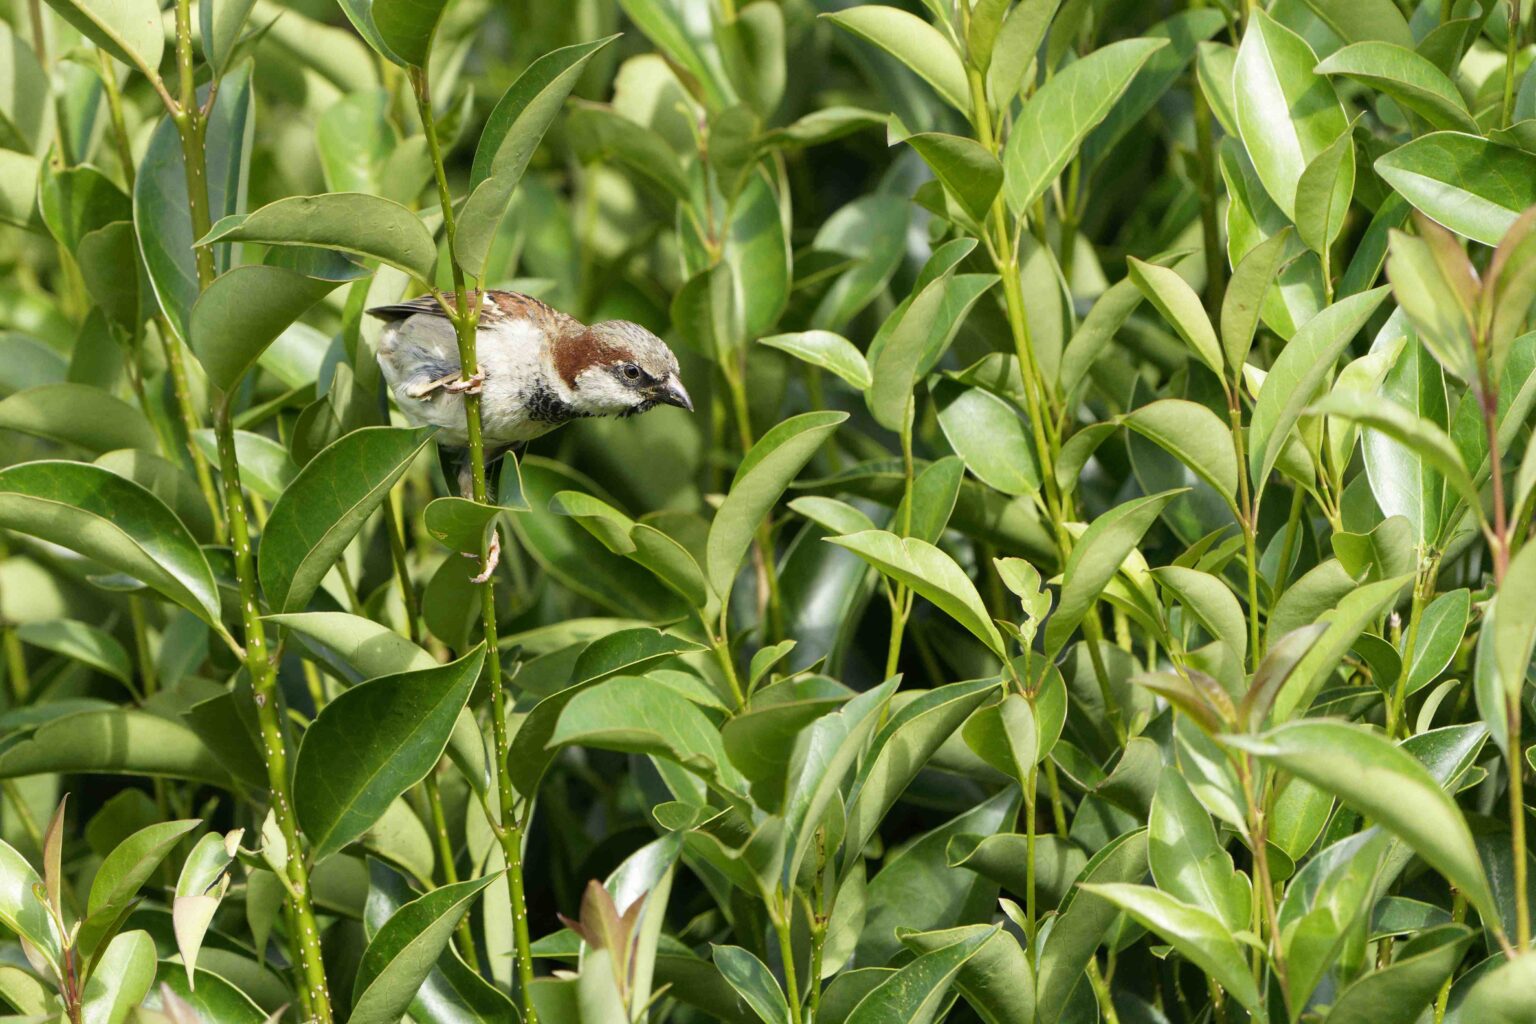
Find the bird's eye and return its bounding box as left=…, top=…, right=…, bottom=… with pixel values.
left=621, top=363, right=641, bottom=381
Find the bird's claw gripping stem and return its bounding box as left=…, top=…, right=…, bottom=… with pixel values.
left=464, top=529, right=500, bottom=584
left=445, top=371, right=486, bottom=395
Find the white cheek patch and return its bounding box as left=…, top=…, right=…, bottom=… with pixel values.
left=574, top=367, right=639, bottom=414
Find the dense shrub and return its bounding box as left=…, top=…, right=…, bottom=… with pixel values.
left=0, top=0, right=1534, bottom=1021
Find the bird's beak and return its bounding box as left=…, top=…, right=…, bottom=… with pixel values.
left=657, top=377, right=693, bottom=412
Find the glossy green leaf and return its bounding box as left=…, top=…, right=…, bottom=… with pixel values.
left=1122, top=400, right=1239, bottom=511
left=0, top=707, right=228, bottom=783
left=823, top=6, right=968, bottom=112
left=712, top=945, right=790, bottom=1024
left=895, top=128, right=1002, bottom=223
left=351, top=875, right=497, bottom=1024
left=0, top=383, right=157, bottom=453
left=15, top=619, right=131, bottom=684
left=190, top=265, right=349, bottom=390
left=1149, top=770, right=1251, bottom=933
left=1375, top=133, right=1536, bottom=247
left=1003, top=38, right=1167, bottom=213
left=1233, top=11, right=1348, bottom=218
left=1248, top=286, right=1390, bottom=504
left=0, top=837, right=62, bottom=973
left=200, top=193, right=439, bottom=282
left=847, top=927, right=994, bottom=1024
left=1224, top=721, right=1496, bottom=921
left=41, top=0, right=162, bottom=80
left=456, top=36, right=617, bottom=276
left=1327, top=924, right=1473, bottom=1024
left=932, top=379, right=1039, bottom=498
left=1316, top=42, right=1476, bottom=133
left=259, top=425, right=436, bottom=613
left=706, top=411, right=845, bottom=599
left=1310, top=390, right=1481, bottom=516
left=79, top=929, right=155, bottom=1024
left=296, top=647, right=484, bottom=860
left=1045, top=489, right=1183, bottom=657
left=760, top=330, right=871, bottom=390
left=1221, top=228, right=1294, bottom=371
left=1294, top=124, right=1355, bottom=257
left=828, top=531, right=1004, bottom=656
left=1127, top=257, right=1222, bottom=374
left=0, top=461, right=221, bottom=625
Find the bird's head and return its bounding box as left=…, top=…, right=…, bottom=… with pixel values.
left=559, top=320, right=692, bottom=418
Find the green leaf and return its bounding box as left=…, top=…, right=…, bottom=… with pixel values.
left=552, top=675, right=746, bottom=796
left=0, top=837, right=62, bottom=973
left=1127, top=257, right=1222, bottom=375
left=1405, top=589, right=1470, bottom=696
left=823, top=6, right=968, bottom=113
left=0, top=707, right=228, bottom=784
left=1309, top=390, right=1481, bottom=517
left=41, top=0, right=162, bottom=81
left=1327, top=925, right=1474, bottom=1024
left=712, top=945, right=790, bottom=1024
left=296, top=646, right=485, bottom=861
left=1294, top=123, right=1356, bottom=257
left=149, top=964, right=265, bottom=1024
left=200, top=194, right=439, bottom=282
left=372, top=0, right=448, bottom=67
left=847, top=927, right=995, bottom=1024
left=549, top=491, right=708, bottom=610
left=199, top=0, right=256, bottom=73
left=83, top=819, right=200, bottom=952
left=1121, top=400, right=1239, bottom=512
left=1045, top=490, right=1184, bottom=657
left=1488, top=541, right=1536, bottom=706
left=1078, top=883, right=1261, bottom=1012
left=1233, top=11, right=1348, bottom=219
left=1003, top=38, right=1167, bottom=213
left=868, top=268, right=994, bottom=432
left=0, top=383, right=158, bottom=453
left=1457, top=950, right=1536, bottom=1023
left=893, top=127, right=1002, bottom=223
left=259, top=425, right=436, bottom=613
left=1035, top=829, right=1148, bottom=1023
left=0, top=461, right=221, bottom=626
left=1224, top=721, right=1496, bottom=922
left=1149, top=771, right=1251, bottom=934
left=1248, top=286, right=1390, bottom=504
left=351, top=875, right=497, bottom=1024
left=760, top=331, right=871, bottom=390
left=39, top=165, right=130, bottom=254
left=1375, top=133, right=1536, bottom=247
left=135, top=66, right=254, bottom=340
left=1222, top=228, right=1294, bottom=371
left=1269, top=574, right=1410, bottom=723
left=985, top=0, right=1058, bottom=108
left=79, top=928, right=155, bottom=1024
left=455, top=36, right=617, bottom=277
left=1316, top=42, right=1476, bottom=133
left=15, top=619, right=131, bottom=684
left=931, top=379, right=1039, bottom=498
left=843, top=678, right=1001, bottom=863
left=828, top=531, right=1005, bottom=657
left=706, top=411, right=845, bottom=599
left=190, top=265, right=351, bottom=390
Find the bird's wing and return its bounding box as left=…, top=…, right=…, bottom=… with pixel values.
left=366, top=290, right=581, bottom=332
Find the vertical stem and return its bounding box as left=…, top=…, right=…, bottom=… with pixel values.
left=411, top=65, right=538, bottom=1020
left=1024, top=762, right=1038, bottom=951
left=215, top=399, right=333, bottom=1021
left=773, top=899, right=804, bottom=1024
left=385, top=488, right=423, bottom=641
left=1504, top=0, right=1522, bottom=129
left=1389, top=557, right=1438, bottom=738
left=1229, top=395, right=1263, bottom=670
left=128, top=595, right=157, bottom=696
left=1512, top=694, right=1530, bottom=950
left=1240, top=754, right=1288, bottom=1007
left=1192, top=28, right=1224, bottom=315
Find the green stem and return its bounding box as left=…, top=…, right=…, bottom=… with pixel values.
left=774, top=899, right=804, bottom=1024
left=1240, top=754, right=1288, bottom=1008
left=214, top=398, right=333, bottom=1021
left=385, top=488, right=423, bottom=643
left=1504, top=0, right=1523, bottom=129
left=1229, top=397, right=1263, bottom=670
left=1192, top=35, right=1224, bottom=315
left=1024, top=762, right=1038, bottom=951
left=1389, top=556, right=1438, bottom=738
left=411, top=65, right=537, bottom=1020
left=1085, top=958, right=1121, bottom=1024
left=425, top=768, right=478, bottom=963
left=1512, top=693, right=1530, bottom=950
left=128, top=595, right=156, bottom=697
left=1433, top=892, right=1467, bottom=1023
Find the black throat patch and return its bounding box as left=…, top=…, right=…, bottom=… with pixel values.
left=525, top=380, right=587, bottom=424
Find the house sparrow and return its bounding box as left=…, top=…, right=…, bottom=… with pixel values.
left=370, top=290, right=691, bottom=579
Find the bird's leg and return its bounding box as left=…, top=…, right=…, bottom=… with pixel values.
left=464, top=529, right=500, bottom=584
left=444, top=371, right=486, bottom=395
